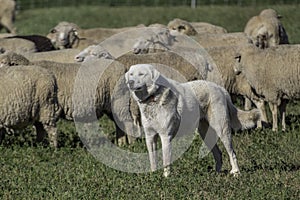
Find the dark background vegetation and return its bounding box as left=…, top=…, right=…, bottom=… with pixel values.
left=1, top=1, right=300, bottom=199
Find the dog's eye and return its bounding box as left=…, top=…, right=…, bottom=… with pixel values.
left=138, top=73, right=144, bottom=76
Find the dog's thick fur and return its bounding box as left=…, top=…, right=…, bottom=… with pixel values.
left=125, top=64, right=260, bottom=177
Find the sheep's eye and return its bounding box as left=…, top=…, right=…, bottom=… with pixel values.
left=138, top=73, right=144, bottom=76
left=234, top=55, right=241, bottom=63
left=50, top=29, right=57, bottom=33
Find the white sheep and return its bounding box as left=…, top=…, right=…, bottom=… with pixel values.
left=167, top=18, right=198, bottom=36
left=205, top=45, right=269, bottom=128
left=191, top=32, right=252, bottom=48
left=0, top=65, right=60, bottom=147
left=167, top=18, right=227, bottom=36
left=0, top=0, right=16, bottom=34
left=0, top=37, right=36, bottom=53
left=23, top=49, right=82, bottom=63
left=131, top=29, right=177, bottom=54
left=0, top=49, right=208, bottom=145
left=74, top=45, right=115, bottom=62
left=47, top=21, right=144, bottom=50
left=234, top=44, right=300, bottom=131
left=244, top=8, right=289, bottom=49
left=190, top=22, right=227, bottom=34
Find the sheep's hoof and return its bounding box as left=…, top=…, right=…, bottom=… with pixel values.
left=163, top=166, right=171, bottom=178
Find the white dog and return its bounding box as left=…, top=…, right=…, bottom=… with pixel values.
left=125, top=64, right=260, bottom=177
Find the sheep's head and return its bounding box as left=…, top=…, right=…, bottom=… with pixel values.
left=47, top=21, right=80, bottom=49
left=132, top=38, right=151, bottom=54
left=74, top=45, right=114, bottom=62
left=260, top=8, right=281, bottom=19
left=0, top=52, right=30, bottom=68
left=167, top=18, right=197, bottom=36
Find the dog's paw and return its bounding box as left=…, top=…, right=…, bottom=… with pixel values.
left=230, top=169, right=241, bottom=177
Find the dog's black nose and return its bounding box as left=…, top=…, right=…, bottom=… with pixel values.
left=128, top=80, right=135, bottom=88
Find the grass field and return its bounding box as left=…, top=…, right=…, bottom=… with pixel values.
left=1, top=5, right=300, bottom=199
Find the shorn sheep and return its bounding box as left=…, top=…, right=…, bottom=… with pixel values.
left=234, top=44, right=300, bottom=131
left=0, top=0, right=16, bottom=34
left=0, top=65, right=60, bottom=147
left=244, top=8, right=289, bottom=49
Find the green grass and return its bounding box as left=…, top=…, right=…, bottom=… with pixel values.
left=12, top=5, right=300, bottom=43
left=1, top=5, right=300, bottom=199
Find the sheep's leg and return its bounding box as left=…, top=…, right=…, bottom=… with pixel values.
left=160, top=134, right=172, bottom=177
left=34, top=122, right=47, bottom=143
left=279, top=99, right=288, bottom=131
left=145, top=132, right=158, bottom=172
left=0, top=128, right=5, bottom=144
left=252, top=98, right=269, bottom=128
left=44, top=124, right=58, bottom=148
left=2, top=16, right=16, bottom=34
left=244, top=97, right=252, bottom=111
left=198, top=120, right=222, bottom=173
left=268, top=102, right=278, bottom=132
left=116, top=125, right=127, bottom=146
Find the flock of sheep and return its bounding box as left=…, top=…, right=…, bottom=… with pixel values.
left=0, top=1, right=299, bottom=148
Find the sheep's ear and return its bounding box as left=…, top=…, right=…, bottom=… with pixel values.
left=50, top=29, right=56, bottom=34
left=72, top=29, right=78, bottom=36
left=234, top=54, right=241, bottom=62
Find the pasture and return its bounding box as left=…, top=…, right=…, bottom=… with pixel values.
left=1, top=4, right=300, bottom=199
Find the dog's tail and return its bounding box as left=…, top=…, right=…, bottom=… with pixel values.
left=226, top=94, right=261, bottom=131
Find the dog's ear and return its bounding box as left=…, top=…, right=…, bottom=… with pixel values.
left=150, top=65, right=160, bottom=82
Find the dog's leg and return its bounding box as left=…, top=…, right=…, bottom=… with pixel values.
left=198, top=120, right=222, bottom=172
left=214, top=122, right=240, bottom=176
left=145, top=133, right=158, bottom=172
left=160, top=135, right=172, bottom=177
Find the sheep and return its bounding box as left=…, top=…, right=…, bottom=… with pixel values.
left=205, top=45, right=269, bottom=128
left=131, top=29, right=177, bottom=54
left=5, top=35, right=56, bottom=52
left=191, top=32, right=252, bottom=48
left=47, top=21, right=144, bottom=50
left=74, top=45, right=115, bottom=62
left=0, top=65, right=60, bottom=147
left=244, top=8, right=289, bottom=49
left=234, top=44, right=300, bottom=131
left=0, top=0, right=16, bottom=34
left=0, top=51, right=30, bottom=67
left=23, top=49, right=82, bottom=63
left=190, top=22, right=227, bottom=34
left=167, top=18, right=198, bottom=36
left=167, top=18, right=227, bottom=36
left=0, top=37, right=36, bottom=53
left=0, top=49, right=207, bottom=145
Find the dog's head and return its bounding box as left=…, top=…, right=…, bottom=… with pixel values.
left=125, top=64, right=161, bottom=102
